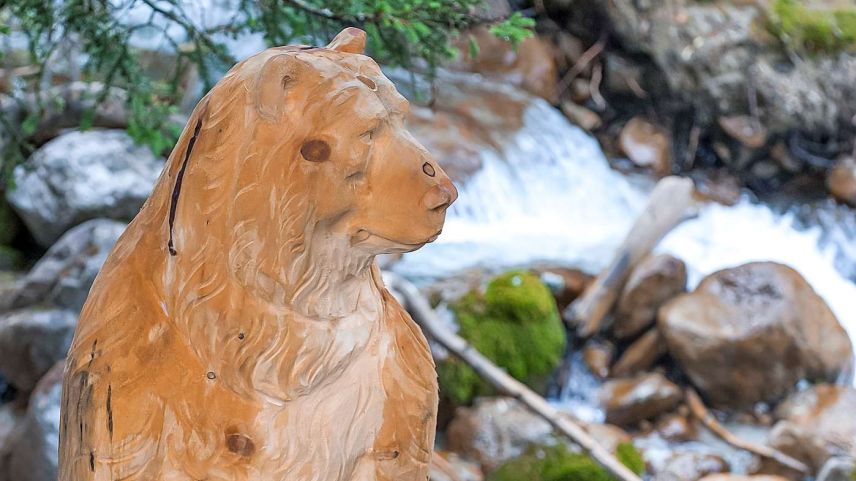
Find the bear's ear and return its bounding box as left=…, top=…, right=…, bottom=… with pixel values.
left=327, top=27, right=366, bottom=54
left=254, top=53, right=308, bottom=122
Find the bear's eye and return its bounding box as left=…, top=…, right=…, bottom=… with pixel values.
left=360, top=124, right=380, bottom=143
left=300, top=139, right=331, bottom=162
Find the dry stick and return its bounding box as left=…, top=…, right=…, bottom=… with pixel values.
left=567, top=176, right=700, bottom=338
left=386, top=274, right=644, bottom=481
left=684, top=389, right=809, bottom=475
left=556, top=32, right=607, bottom=97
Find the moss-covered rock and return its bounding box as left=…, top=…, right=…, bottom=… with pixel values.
left=487, top=443, right=645, bottom=481
left=438, top=270, right=566, bottom=404
left=769, top=0, right=856, bottom=54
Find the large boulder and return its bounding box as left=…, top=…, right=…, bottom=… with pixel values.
left=599, top=372, right=683, bottom=426
left=767, top=385, right=856, bottom=475
left=613, top=254, right=687, bottom=340
left=659, top=262, right=854, bottom=408
left=0, top=308, right=76, bottom=392
left=7, top=362, right=63, bottom=481
left=597, top=1, right=856, bottom=137
left=0, top=219, right=126, bottom=313
left=6, top=129, right=160, bottom=246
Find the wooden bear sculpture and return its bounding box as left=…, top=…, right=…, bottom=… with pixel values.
left=58, top=28, right=456, bottom=481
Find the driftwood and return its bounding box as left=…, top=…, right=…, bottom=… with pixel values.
left=685, top=389, right=809, bottom=474
left=566, top=176, right=699, bottom=338
left=387, top=274, right=644, bottom=481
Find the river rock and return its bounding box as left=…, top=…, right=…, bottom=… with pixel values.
left=699, top=476, right=789, bottom=481
left=6, top=129, right=160, bottom=246
left=450, top=26, right=557, bottom=102
left=583, top=340, right=614, bottom=378
left=828, top=156, right=856, bottom=206
left=816, top=458, right=855, bottom=481
left=599, top=372, right=683, bottom=426
left=655, top=412, right=698, bottom=442
left=0, top=219, right=125, bottom=313
left=654, top=452, right=728, bottom=481
left=429, top=452, right=483, bottom=481
left=0, top=401, right=25, bottom=481
left=7, top=361, right=63, bottom=481
left=611, top=328, right=668, bottom=378
left=0, top=308, right=76, bottom=392
left=658, top=262, right=854, bottom=408
left=619, top=117, right=672, bottom=175
left=535, top=266, right=592, bottom=312
left=614, top=254, right=687, bottom=340
left=767, top=385, right=856, bottom=474
left=447, top=397, right=553, bottom=471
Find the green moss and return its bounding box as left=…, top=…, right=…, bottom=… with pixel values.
left=437, top=270, right=566, bottom=404
left=615, top=442, right=645, bottom=476
left=488, top=443, right=645, bottom=481
left=770, top=0, right=856, bottom=53
left=0, top=199, right=20, bottom=245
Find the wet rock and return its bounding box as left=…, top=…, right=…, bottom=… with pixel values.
left=654, top=452, right=728, bottom=481
left=583, top=340, right=614, bottom=378
left=699, top=476, right=789, bottom=481
left=599, top=372, right=683, bottom=426
left=581, top=421, right=632, bottom=454
left=534, top=266, right=592, bottom=312
left=430, top=452, right=483, bottom=481
left=619, top=117, right=672, bottom=175
left=450, top=27, right=557, bottom=102
left=816, top=457, right=855, bottom=481
left=561, top=101, right=602, bottom=131
left=7, top=361, right=63, bottom=481
left=718, top=116, right=768, bottom=149
left=6, top=129, right=160, bottom=246
left=0, top=219, right=125, bottom=313
left=614, top=254, right=687, bottom=340
left=827, top=156, right=856, bottom=206
left=659, top=262, right=854, bottom=408
left=655, top=412, right=698, bottom=442
left=611, top=328, right=668, bottom=378
left=0, top=308, right=76, bottom=392
left=447, top=397, right=552, bottom=471
left=0, top=401, right=25, bottom=481
left=767, top=385, right=856, bottom=474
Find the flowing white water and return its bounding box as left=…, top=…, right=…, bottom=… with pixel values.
left=393, top=98, right=856, bottom=380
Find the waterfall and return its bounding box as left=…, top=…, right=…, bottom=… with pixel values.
left=393, top=97, right=856, bottom=379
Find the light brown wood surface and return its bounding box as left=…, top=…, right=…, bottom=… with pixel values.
left=58, top=28, right=456, bottom=481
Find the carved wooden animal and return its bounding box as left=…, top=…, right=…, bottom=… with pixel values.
left=58, top=27, right=456, bottom=481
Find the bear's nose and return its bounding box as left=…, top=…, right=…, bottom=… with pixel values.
left=422, top=180, right=458, bottom=211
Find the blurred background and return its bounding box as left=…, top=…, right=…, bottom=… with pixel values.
left=1, top=1, right=855, bottom=481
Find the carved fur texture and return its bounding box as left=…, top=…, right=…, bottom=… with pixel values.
left=58, top=28, right=456, bottom=481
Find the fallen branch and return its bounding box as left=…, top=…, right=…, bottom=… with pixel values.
left=386, top=274, right=643, bottom=481
left=556, top=32, right=607, bottom=97
left=565, top=176, right=699, bottom=338
left=685, top=389, right=809, bottom=475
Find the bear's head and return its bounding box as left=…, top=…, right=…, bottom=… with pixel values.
left=155, top=28, right=456, bottom=312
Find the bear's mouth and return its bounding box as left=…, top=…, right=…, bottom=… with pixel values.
left=351, top=229, right=442, bottom=251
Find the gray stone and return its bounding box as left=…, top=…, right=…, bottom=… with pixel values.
left=7, top=362, right=63, bottom=481
left=7, top=130, right=160, bottom=246
left=0, top=219, right=126, bottom=313
left=0, top=309, right=76, bottom=391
